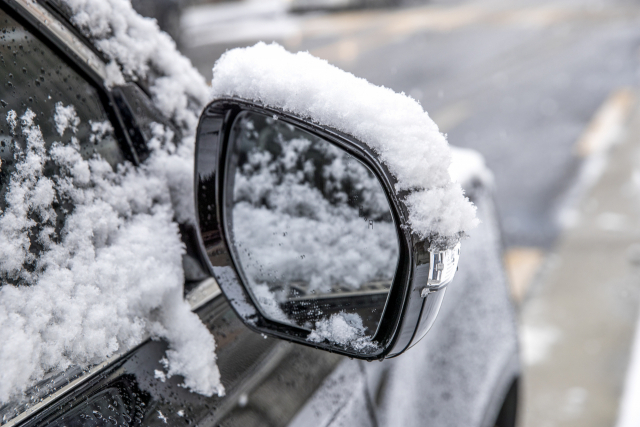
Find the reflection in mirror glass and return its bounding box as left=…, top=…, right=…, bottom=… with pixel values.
left=224, top=111, right=399, bottom=345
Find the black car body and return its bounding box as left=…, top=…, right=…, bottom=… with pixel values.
left=0, top=0, right=519, bottom=426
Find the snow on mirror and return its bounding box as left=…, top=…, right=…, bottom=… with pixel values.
left=224, top=111, right=399, bottom=341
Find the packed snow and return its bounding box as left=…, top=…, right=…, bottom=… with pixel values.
left=616, top=304, right=640, bottom=427
left=0, top=0, right=223, bottom=408
left=210, top=42, right=478, bottom=248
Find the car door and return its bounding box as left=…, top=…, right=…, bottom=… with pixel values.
left=0, top=3, right=359, bottom=426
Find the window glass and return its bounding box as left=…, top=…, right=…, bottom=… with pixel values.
left=0, top=7, right=124, bottom=190
left=0, top=8, right=124, bottom=283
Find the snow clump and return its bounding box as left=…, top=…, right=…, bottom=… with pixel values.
left=448, top=146, right=494, bottom=190
left=308, top=312, right=377, bottom=352
left=210, top=42, right=479, bottom=247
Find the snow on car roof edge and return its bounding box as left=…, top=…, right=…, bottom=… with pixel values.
left=210, top=42, right=479, bottom=245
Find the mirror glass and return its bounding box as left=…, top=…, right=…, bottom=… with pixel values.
left=224, top=111, right=399, bottom=343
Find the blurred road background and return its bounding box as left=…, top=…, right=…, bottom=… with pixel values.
left=135, top=0, right=640, bottom=425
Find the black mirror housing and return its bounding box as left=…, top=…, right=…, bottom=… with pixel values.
left=194, top=98, right=460, bottom=360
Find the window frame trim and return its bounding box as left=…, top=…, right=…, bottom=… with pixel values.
left=6, top=0, right=107, bottom=85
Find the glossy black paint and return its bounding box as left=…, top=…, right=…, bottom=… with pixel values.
left=494, top=379, right=519, bottom=427
left=194, top=99, right=449, bottom=360
left=18, top=297, right=343, bottom=427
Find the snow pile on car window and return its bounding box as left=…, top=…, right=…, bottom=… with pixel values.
left=0, top=108, right=222, bottom=403
left=65, top=0, right=208, bottom=123
left=64, top=0, right=209, bottom=223
left=0, top=0, right=223, bottom=405
left=210, top=42, right=478, bottom=247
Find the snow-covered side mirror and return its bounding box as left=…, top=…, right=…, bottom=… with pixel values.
left=194, top=99, right=460, bottom=359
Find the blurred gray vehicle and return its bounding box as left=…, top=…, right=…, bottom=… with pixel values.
left=0, top=0, right=519, bottom=426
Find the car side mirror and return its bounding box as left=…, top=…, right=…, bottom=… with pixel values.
left=194, top=98, right=460, bottom=360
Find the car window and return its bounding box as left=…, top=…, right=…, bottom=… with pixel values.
left=0, top=8, right=124, bottom=169
left=0, top=7, right=124, bottom=285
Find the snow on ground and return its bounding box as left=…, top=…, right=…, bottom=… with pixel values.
left=615, top=158, right=640, bottom=427
left=210, top=42, right=478, bottom=247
